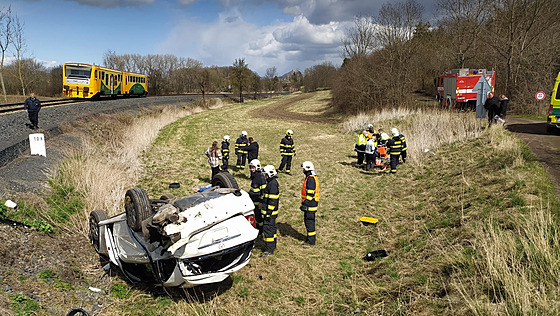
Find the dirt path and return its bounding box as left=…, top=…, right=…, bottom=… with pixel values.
left=251, top=92, right=342, bottom=124
left=506, top=117, right=560, bottom=196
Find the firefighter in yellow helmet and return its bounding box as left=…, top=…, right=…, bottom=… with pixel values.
left=278, top=129, right=295, bottom=174
left=300, top=161, right=319, bottom=245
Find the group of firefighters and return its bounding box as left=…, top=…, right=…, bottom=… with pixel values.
left=355, top=124, right=407, bottom=174
left=217, top=129, right=319, bottom=257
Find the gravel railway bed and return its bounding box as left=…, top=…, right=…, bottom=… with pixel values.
left=0, top=95, right=199, bottom=197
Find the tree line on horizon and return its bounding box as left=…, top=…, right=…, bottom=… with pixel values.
left=1, top=0, right=559, bottom=116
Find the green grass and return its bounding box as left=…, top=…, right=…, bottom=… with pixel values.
left=9, top=293, right=39, bottom=316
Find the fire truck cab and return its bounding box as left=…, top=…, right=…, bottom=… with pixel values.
left=436, top=68, right=495, bottom=110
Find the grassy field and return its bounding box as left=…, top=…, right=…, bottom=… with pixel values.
left=103, top=91, right=559, bottom=315
left=6, top=91, right=559, bottom=315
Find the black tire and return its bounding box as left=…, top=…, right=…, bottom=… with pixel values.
left=89, top=210, right=107, bottom=253
left=160, top=193, right=175, bottom=200
left=125, top=187, right=152, bottom=232
left=446, top=97, right=453, bottom=109
left=211, top=172, right=239, bottom=189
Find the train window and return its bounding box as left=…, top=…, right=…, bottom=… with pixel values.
left=94, top=70, right=97, bottom=79
left=65, top=65, right=92, bottom=79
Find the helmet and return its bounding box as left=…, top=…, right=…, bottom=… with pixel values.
left=249, top=159, right=262, bottom=171
left=368, top=123, right=373, bottom=129
left=381, top=132, right=390, bottom=141
left=301, top=161, right=314, bottom=172
left=391, top=128, right=400, bottom=137
left=262, top=165, right=277, bottom=177
left=241, top=131, right=248, bottom=136
left=223, top=135, right=230, bottom=141
left=286, top=129, right=293, bottom=136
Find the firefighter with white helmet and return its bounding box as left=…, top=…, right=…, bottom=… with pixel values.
left=300, top=161, right=319, bottom=245
left=221, top=135, right=230, bottom=170
left=278, top=129, right=295, bottom=174
left=386, top=128, right=404, bottom=174
left=260, top=165, right=280, bottom=257
left=248, top=159, right=266, bottom=234
left=235, top=131, right=249, bottom=170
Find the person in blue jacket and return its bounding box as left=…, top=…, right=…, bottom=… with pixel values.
left=24, top=93, right=41, bottom=129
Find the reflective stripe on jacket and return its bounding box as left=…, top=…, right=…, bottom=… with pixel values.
left=249, top=172, right=267, bottom=206
left=280, top=136, right=295, bottom=156
left=221, top=141, right=230, bottom=159
left=235, top=136, right=248, bottom=154
left=262, top=178, right=279, bottom=216
left=387, top=136, right=403, bottom=155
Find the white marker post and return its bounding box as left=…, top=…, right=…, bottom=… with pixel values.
left=29, top=133, right=46, bottom=157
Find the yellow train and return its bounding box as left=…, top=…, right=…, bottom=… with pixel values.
left=63, top=63, right=148, bottom=99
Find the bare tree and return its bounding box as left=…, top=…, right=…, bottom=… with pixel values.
left=264, top=66, right=278, bottom=92
left=11, top=14, right=27, bottom=96
left=485, top=0, right=560, bottom=98
left=0, top=6, right=13, bottom=102
left=436, top=0, right=492, bottom=67
left=231, top=58, right=250, bottom=102
left=341, top=16, right=378, bottom=59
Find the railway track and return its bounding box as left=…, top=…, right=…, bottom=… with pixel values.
left=0, top=92, right=288, bottom=115
left=0, top=98, right=86, bottom=114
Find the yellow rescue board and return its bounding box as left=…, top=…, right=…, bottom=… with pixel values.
left=360, top=216, right=378, bottom=226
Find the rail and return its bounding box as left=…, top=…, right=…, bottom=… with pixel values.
left=0, top=98, right=84, bottom=114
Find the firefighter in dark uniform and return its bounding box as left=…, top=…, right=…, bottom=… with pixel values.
left=235, top=131, right=248, bottom=170
left=248, top=159, right=267, bottom=235
left=398, top=132, right=407, bottom=163
left=278, top=129, right=295, bottom=174
left=260, top=165, right=280, bottom=257
left=300, top=161, right=319, bottom=245
left=221, top=135, right=230, bottom=170
left=386, top=128, right=404, bottom=174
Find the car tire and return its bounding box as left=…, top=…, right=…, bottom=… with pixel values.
left=211, top=172, right=239, bottom=189
left=89, top=209, right=107, bottom=252
left=125, top=187, right=152, bottom=232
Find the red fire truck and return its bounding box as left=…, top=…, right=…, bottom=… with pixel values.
left=436, top=69, right=495, bottom=110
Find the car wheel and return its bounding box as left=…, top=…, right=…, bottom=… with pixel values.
left=125, top=187, right=152, bottom=232
left=211, top=172, right=239, bottom=189
left=89, top=210, right=107, bottom=252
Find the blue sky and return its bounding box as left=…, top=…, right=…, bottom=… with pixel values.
left=3, top=0, right=437, bottom=76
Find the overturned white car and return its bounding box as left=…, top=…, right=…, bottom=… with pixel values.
left=89, top=173, right=259, bottom=288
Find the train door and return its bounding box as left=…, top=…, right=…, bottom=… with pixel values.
left=110, top=74, right=114, bottom=94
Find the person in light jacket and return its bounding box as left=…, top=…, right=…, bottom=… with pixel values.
left=205, top=141, right=222, bottom=179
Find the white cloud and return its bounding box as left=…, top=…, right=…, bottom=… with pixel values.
left=63, top=0, right=154, bottom=8
left=158, top=11, right=346, bottom=75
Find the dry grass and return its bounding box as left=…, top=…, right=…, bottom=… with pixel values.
left=52, top=102, right=219, bottom=235
left=48, top=91, right=559, bottom=315
left=342, top=109, right=483, bottom=164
